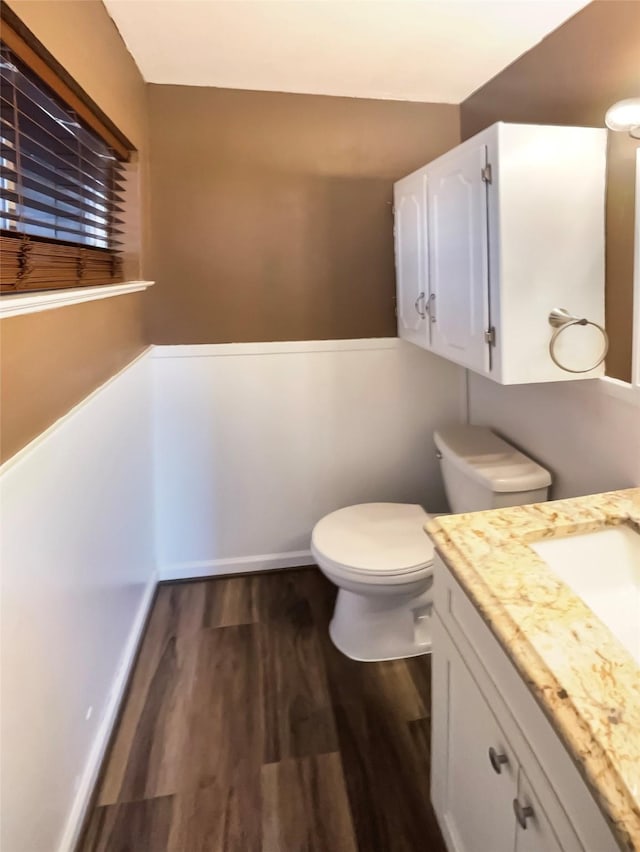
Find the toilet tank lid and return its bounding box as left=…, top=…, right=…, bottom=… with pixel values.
left=434, top=425, right=552, bottom=494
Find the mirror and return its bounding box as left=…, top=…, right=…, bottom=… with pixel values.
left=603, top=131, right=639, bottom=384
left=633, top=148, right=640, bottom=387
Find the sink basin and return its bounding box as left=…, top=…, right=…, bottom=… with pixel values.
left=531, top=524, right=640, bottom=664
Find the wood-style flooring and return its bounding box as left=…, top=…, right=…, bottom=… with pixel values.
left=79, top=568, right=446, bottom=852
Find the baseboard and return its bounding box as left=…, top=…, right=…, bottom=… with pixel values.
left=158, top=550, right=314, bottom=581
left=58, top=572, right=158, bottom=852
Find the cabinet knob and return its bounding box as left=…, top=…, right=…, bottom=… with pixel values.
left=513, top=798, right=535, bottom=829
left=488, top=746, right=509, bottom=774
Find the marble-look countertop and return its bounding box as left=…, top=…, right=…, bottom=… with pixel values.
left=426, top=488, right=640, bottom=852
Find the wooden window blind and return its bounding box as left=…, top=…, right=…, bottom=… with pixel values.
left=0, top=28, right=131, bottom=293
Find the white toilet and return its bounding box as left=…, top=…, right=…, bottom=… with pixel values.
left=311, top=424, right=552, bottom=662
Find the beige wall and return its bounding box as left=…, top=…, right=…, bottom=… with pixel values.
left=1, top=1, right=150, bottom=462
left=0, top=293, right=146, bottom=461
left=146, top=86, right=459, bottom=343
left=461, top=0, right=640, bottom=383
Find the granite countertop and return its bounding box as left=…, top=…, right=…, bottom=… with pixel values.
left=426, top=488, right=640, bottom=852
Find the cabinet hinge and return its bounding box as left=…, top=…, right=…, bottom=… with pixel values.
left=427, top=293, right=436, bottom=322
left=481, top=164, right=492, bottom=184
left=484, top=326, right=496, bottom=346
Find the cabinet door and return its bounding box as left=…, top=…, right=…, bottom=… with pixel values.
left=427, top=142, right=491, bottom=372
left=514, top=766, right=583, bottom=852
left=394, top=169, right=429, bottom=348
left=431, top=616, right=516, bottom=852
left=513, top=768, right=564, bottom=852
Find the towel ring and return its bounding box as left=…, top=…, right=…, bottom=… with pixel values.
left=548, top=308, right=609, bottom=374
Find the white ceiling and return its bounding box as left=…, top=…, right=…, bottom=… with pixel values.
left=104, top=0, right=590, bottom=103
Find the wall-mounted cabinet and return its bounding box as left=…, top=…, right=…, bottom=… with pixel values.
left=394, top=123, right=607, bottom=384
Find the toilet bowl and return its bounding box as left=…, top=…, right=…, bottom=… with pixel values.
left=311, top=424, right=552, bottom=662
left=311, top=502, right=436, bottom=661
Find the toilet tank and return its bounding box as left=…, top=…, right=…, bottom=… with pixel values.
left=434, top=425, right=552, bottom=514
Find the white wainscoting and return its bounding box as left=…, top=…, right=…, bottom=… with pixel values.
left=0, top=351, right=157, bottom=852
left=468, top=372, right=640, bottom=498
left=151, top=339, right=465, bottom=580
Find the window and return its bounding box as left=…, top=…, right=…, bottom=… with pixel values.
left=0, top=15, right=133, bottom=293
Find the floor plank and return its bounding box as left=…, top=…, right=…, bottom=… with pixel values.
left=405, top=655, right=432, bottom=717
left=203, top=575, right=258, bottom=628
left=83, top=796, right=174, bottom=852
left=82, top=568, right=446, bottom=852
left=407, top=716, right=433, bottom=784
left=101, top=630, right=198, bottom=804
left=168, top=781, right=261, bottom=852
left=257, top=572, right=339, bottom=763
left=98, top=584, right=205, bottom=804
left=181, top=624, right=263, bottom=794
left=330, top=697, right=442, bottom=852
left=261, top=753, right=358, bottom=852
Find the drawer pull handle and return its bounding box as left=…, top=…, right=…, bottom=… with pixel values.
left=513, top=799, right=535, bottom=829
left=488, top=747, right=509, bottom=774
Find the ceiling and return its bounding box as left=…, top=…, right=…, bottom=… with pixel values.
left=103, top=0, right=590, bottom=103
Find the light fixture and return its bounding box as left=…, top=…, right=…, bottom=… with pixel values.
left=605, top=98, right=640, bottom=139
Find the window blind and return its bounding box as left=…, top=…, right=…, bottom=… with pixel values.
left=0, top=41, right=126, bottom=292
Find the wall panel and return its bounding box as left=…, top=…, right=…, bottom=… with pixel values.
left=151, top=340, right=464, bottom=578
left=0, top=353, right=156, bottom=852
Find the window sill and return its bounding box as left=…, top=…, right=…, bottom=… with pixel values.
left=0, top=280, right=155, bottom=319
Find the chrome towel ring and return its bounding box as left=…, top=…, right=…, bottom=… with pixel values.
left=548, top=308, right=609, bottom=374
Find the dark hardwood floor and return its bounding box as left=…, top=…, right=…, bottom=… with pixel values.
left=79, top=568, right=446, bottom=852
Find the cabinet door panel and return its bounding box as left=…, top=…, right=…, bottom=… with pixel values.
left=514, top=768, right=565, bottom=852
left=514, top=766, right=583, bottom=852
left=431, top=616, right=516, bottom=852
left=394, top=170, right=429, bottom=348
left=427, top=143, right=490, bottom=372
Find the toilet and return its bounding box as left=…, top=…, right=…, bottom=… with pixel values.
left=311, top=424, right=552, bottom=662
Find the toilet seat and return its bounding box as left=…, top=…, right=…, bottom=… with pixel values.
left=311, top=502, right=435, bottom=584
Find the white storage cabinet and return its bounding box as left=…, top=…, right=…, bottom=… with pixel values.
left=393, top=123, right=607, bottom=383
left=431, top=553, right=620, bottom=852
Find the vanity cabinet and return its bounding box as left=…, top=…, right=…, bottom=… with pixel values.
left=394, top=123, right=607, bottom=383
left=431, top=553, right=620, bottom=852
